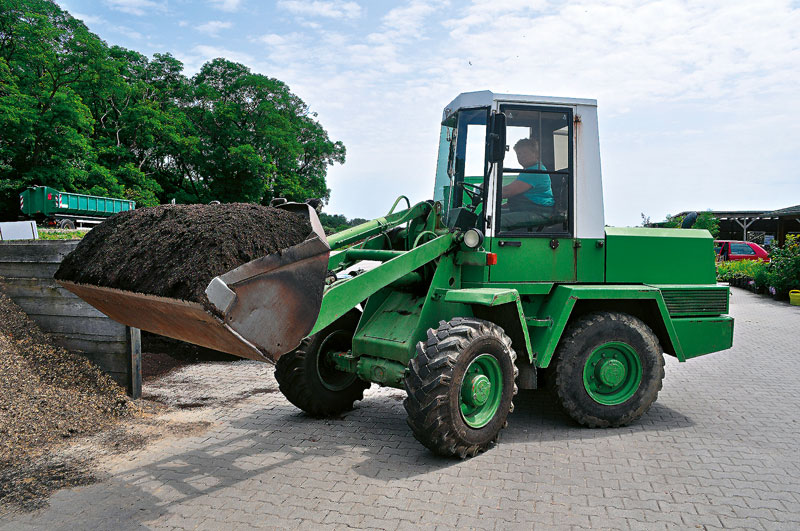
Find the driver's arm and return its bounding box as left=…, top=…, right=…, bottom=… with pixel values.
left=502, top=179, right=532, bottom=198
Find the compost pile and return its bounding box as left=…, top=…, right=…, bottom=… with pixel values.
left=0, top=290, right=133, bottom=471
left=55, top=203, right=311, bottom=304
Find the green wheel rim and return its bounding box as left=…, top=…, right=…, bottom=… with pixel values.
left=582, top=342, right=642, bottom=405
left=316, top=331, right=357, bottom=392
left=460, top=354, right=503, bottom=428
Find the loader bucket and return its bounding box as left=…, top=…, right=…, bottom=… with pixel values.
left=57, top=203, right=330, bottom=363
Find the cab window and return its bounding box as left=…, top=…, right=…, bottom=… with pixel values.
left=496, top=106, right=572, bottom=235
left=444, top=107, right=489, bottom=230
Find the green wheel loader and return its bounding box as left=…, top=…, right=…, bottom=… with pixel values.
left=59, top=91, right=733, bottom=458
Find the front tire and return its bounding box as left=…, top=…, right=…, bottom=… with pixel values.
left=554, top=311, right=665, bottom=428
left=274, top=312, right=369, bottom=417
left=404, top=318, right=517, bottom=458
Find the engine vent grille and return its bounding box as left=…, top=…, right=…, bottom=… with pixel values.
left=661, top=289, right=728, bottom=316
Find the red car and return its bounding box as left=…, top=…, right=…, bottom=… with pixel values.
left=715, top=240, right=769, bottom=262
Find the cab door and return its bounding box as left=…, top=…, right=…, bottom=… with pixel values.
left=488, top=105, right=576, bottom=283
left=488, top=237, right=576, bottom=282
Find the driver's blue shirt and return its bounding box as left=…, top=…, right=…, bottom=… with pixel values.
left=518, top=162, right=554, bottom=206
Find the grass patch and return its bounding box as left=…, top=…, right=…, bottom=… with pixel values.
left=37, top=230, right=88, bottom=240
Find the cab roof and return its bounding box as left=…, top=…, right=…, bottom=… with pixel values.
left=443, top=90, right=597, bottom=121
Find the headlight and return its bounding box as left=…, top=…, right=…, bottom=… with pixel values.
left=463, top=228, right=484, bottom=249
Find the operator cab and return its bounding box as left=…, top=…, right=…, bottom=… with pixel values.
left=433, top=90, right=605, bottom=241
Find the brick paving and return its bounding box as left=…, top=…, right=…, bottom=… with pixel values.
left=2, top=288, right=799, bottom=530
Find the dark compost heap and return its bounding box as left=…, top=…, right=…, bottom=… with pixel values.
left=55, top=203, right=311, bottom=304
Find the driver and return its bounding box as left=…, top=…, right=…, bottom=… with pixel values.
left=500, top=137, right=554, bottom=230
left=503, top=138, right=553, bottom=209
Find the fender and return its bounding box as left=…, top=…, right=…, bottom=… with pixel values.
left=531, top=285, right=684, bottom=368
left=441, top=287, right=534, bottom=362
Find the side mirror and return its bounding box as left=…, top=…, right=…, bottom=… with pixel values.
left=487, top=113, right=506, bottom=164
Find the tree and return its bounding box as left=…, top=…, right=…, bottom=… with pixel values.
left=318, top=212, right=368, bottom=235
left=80, top=47, right=192, bottom=207
left=663, top=211, right=720, bottom=239
left=177, top=58, right=345, bottom=205
left=693, top=212, right=720, bottom=239
left=0, top=0, right=103, bottom=215
left=0, top=1, right=344, bottom=220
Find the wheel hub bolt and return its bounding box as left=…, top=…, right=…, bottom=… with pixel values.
left=463, top=374, right=491, bottom=407
left=596, top=359, right=626, bottom=387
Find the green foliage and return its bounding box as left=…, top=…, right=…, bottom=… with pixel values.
left=318, top=212, right=367, bottom=235
left=765, top=235, right=800, bottom=296
left=38, top=229, right=88, bottom=240
left=663, top=212, right=720, bottom=239
left=716, top=260, right=767, bottom=284
left=0, top=1, right=344, bottom=220
left=693, top=212, right=720, bottom=239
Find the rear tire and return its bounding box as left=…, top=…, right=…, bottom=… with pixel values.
left=274, top=312, right=369, bottom=417
left=553, top=311, right=664, bottom=428
left=404, top=318, right=517, bottom=458
left=59, top=219, right=76, bottom=230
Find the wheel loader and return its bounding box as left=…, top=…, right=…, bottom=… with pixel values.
left=58, top=91, right=734, bottom=458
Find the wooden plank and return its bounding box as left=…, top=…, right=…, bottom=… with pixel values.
left=49, top=330, right=127, bottom=342
left=49, top=334, right=128, bottom=356
left=0, top=262, right=60, bottom=278
left=78, top=351, right=131, bottom=374
left=0, top=277, right=77, bottom=298
left=127, top=327, right=141, bottom=399
left=12, top=295, right=108, bottom=318
left=26, top=314, right=126, bottom=337
left=0, top=241, right=79, bottom=263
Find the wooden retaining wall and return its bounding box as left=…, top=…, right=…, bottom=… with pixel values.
left=0, top=241, right=141, bottom=397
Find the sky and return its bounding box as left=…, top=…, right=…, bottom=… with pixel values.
left=59, top=0, right=800, bottom=226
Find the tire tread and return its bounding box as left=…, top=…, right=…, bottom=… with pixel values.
left=404, top=318, right=518, bottom=458
left=274, top=318, right=369, bottom=417
left=553, top=311, right=665, bottom=428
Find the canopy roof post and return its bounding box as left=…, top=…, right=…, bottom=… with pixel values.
left=733, top=217, right=757, bottom=241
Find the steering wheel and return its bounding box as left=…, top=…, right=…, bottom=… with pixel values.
left=459, top=181, right=484, bottom=206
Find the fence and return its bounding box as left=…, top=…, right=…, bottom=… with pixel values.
left=0, top=240, right=141, bottom=397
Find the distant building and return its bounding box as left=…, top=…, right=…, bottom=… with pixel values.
left=648, top=205, right=800, bottom=246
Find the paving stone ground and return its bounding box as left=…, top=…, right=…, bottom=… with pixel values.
left=2, top=288, right=799, bottom=530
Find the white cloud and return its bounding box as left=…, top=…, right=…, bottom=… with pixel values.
left=175, top=45, right=256, bottom=75
left=195, top=20, right=233, bottom=36
left=442, top=0, right=800, bottom=109
left=255, top=33, right=286, bottom=46
left=69, top=11, right=142, bottom=40
left=208, top=0, right=242, bottom=12
left=277, top=0, right=362, bottom=20
left=103, top=0, right=166, bottom=16
left=71, top=12, right=106, bottom=26
left=178, top=20, right=189, bottom=27
left=382, top=0, right=439, bottom=34
left=114, top=25, right=144, bottom=40
left=298, top=19, right=322, bottom=29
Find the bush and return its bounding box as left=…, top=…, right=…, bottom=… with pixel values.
left=716, top=259, right=768, bottom=286
left=753, top=266, right=770, bottom=291
left=766, top=235, right=800, bottom=297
